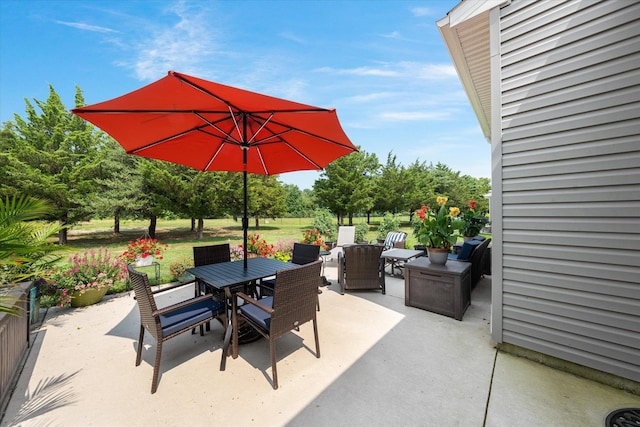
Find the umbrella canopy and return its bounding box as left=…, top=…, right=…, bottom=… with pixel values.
left=72, top=70, right=357, bottom=267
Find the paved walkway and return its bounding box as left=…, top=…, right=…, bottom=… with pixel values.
left=2, top=264, right=638, bottom=426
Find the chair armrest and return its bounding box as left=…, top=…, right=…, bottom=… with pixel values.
left=338, top=251, right=345, bottom=294
left=235, top=292, right=274, bottom=315
left=153, top=293, right=218, bottom=316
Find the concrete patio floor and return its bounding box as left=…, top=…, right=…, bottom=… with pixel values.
left=1, top=262, right=638, bottom=426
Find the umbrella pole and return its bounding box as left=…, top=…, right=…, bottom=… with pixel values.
left=243, top=165, right=248, bottom=269
left=242, top=114, right=249, bottom=269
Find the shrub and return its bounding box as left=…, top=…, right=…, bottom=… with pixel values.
left=355, top=222, right=369, bottom=242
left=273, top=238, right=296, bottom=262
left=377, top=212, right=401, bottom=240
left=312, top=208, right=336, bottom=242
left=169, top=257, right=193, bottom=280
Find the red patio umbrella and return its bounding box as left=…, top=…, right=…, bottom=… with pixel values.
left=72, top=70, right=357, bottom=267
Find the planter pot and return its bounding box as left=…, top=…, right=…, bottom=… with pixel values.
left=29, top=285, right=41, bottom=324
left=463, top=235, right=477, bottom=242
left=134, top=255, right=154, bottom=267
left=178, top=272, right=195, bottom=283
left=71, top=286, right=109, bottom=308
left=427, top=248, right=449, bottom=265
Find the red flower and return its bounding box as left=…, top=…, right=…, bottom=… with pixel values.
left=469, top=200, right=477, bottom=210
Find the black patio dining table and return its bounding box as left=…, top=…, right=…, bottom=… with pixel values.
left=187, top=257, right=297, bottom=370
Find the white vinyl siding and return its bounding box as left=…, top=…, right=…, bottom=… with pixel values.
left=498, top=0, right=640, bottom=381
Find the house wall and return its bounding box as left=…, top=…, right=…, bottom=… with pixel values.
left=494, top=0, right=640, bottom=382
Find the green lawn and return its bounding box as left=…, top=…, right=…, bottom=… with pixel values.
left=42, top=215, right=489, bottom=307
left=58, top=216, right=416, bottom=286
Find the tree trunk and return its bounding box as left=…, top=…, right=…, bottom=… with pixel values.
left=58, top=217, right=68, bottom=245
left=197, top=218, right=204, bottom=240
left=348, top=213, right=353, bottom=225
left=114, top=211, right=120, bottom=234
left=148, top=215, right=157, bottom=238
left=254, top=214, right=260, bottom=229
left=191, top=218, right=195, bottom=232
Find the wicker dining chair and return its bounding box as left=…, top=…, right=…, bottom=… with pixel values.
left=338, top=244, right=385, bottom=294
left=260, top=243, right=320, bottom=290
left=231, top=260, right=323, bottom=389
left=260, top=243, right=322, bottom=309
left=127, top=265, right=226, bottom=394
left=193, top=243, right=231, bottom=296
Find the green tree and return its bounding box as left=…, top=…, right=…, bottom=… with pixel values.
left=0, top=85, right=100, bottom=244
left=138, top=159, right=176, bottom=238
left=90, top=139, right=145, bottom=234
left=248, top=175, right=286, bottom=229
left=372, top=153, right=411, bottom=215
left=313, top=148, right=379, bottom=225
left=283, top=184, right=312, bottom=217
left=184, top=170, right=229, bottom=239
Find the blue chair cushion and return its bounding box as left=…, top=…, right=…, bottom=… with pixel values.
left=260, top=278, right=276, bottom=290
left=448, top=240, right=481, bottom=261
left=472, top=235, right=486, bottom=241
left=160, top=298, right=224, bottom=336
left=240, top=296, right=273, bottom=332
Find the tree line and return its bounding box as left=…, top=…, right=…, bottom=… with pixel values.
left=0, top=85, right=491, bottom=243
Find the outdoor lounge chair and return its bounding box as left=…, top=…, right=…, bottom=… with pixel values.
left=329, top=225, right=356, bottom=261
left=231, top=260, right=323, bottom=389
left=380, top=231, right=407, bottom=250
left=469, top=238, right=491, bottom=287
left=338, top=244, right=385, bottom=294
left=448, top=238, right=491, bottom=288
left=127, top=265, right=227, bottom=394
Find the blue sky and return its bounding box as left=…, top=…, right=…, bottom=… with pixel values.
left=0, top=0, right=489, bottom=190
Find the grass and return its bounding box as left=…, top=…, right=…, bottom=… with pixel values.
left=47, top=215, right=489, bottom=307
left=56, top=216, right=416, bottom=288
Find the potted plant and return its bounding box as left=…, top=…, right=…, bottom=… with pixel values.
left=413, top=196, right=463, bottom=265
left=120, top=237, right=168, bottom=266
left=44, top=248, right=126, bottom=307
left=301, top=228, right=328, bottom=250
left=460, top=199, right=488, bottom=239
left=169, top=257, right=194, bottom=283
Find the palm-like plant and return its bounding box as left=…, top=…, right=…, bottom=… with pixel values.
left=0, top=196, right=67, bottom=315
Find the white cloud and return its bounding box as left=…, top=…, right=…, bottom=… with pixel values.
left=411, top=7, right=435, bottom=17
left=55, top=21, right=118, bottom=33
left=343, top=92, right=396, bottom=103
left=122, top=2, right=222, bottom=81
left=378, top=110, right=452, bottom=121
left=279, top=32, right=306, bottom=44
left=381, top=31, right=402, bottom=39
left=315, top=62, right=457, bottom=81
left=315, top=66, right=399, bottom=77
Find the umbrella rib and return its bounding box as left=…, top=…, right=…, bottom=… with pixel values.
left=247, top=113, right=274, bottom=145
left=195, top=111, right=241, bottom=144
left=129, top=125, right=210, bottom=154
left=171, top=71, right=333, bottom=114
left=204, top=143, right=226, bottom=171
